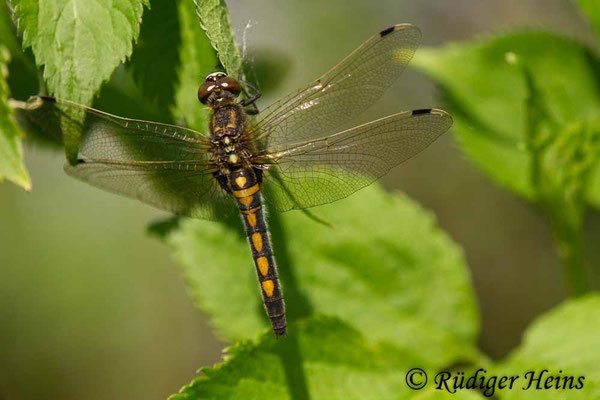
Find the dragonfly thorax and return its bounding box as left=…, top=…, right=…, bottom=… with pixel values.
left=214, top=141, right=250, bottom=168
left=210, top=103, right=245, bottom=138
left=209, top=102, right=251, bottom=169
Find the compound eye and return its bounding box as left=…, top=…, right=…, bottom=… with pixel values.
left=218, top=76, right=241, bottom=96
left=198, top=81, right=215, bottom=104
left=205, top=72, right=226, bottom=82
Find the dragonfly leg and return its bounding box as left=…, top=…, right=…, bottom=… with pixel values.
left=245, top=106, right=260, bottom=115
left=239, top=76, right=262, bottom=115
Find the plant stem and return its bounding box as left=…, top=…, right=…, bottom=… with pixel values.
left=519, top=57, right=590, bottom=297
left=548, top=205, right=588, bottom=297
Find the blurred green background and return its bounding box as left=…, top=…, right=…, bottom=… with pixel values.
left=1, top=0, right=598, bottom=399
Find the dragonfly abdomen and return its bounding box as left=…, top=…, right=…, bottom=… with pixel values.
left=229, top=168, right=287, bottom=337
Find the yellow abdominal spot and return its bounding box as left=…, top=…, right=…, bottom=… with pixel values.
left=246, top=212, right=257, bottom=228
left=228, top=154, right=239, bottom=164
left=262, top=279, right=274, bottom=297
left=239, top=196, right=253, bottom=206
left=235, top=176, right=247, bottom=188
left=257, top=257, right=269, bottom=276
left=251, top=233, right=263, bottom=252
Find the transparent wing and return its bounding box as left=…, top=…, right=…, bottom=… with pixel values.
left=251, top=24, right=421, bottom=148
left=23, top=96, right=212, bottom=159
left=257, top=109, right=452, bottom=211
left=64, top=162, right=236, bottom=220
left=22, top=96, right=235, bottom=220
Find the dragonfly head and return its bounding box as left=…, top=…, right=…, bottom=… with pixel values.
left=198, top=72, right=242, bottom=105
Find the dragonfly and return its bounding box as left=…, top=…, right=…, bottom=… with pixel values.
left=20, top=24, right=452, bottom=338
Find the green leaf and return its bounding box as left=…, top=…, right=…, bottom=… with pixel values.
left=128, top=0, right=181, bottom=112
left=170, top=316, right=486, bottom=400
left=0, top=1, right=21, bottom=58
left=413, top=32, right=600, bottom=296
left=0, top=47, right=30, bottom=190
left=495, top=295, right=600, bottom=400
left=11, top=0, right=149, bottom=163
left=574, top=0, right=600, bottom=42
left=94, top=65, right=167, bottom=122
left=415, top=392, right=487, bottom=400
left=412, top=32, right=600, bottom=207
left=127, top=0, right=217, bottom=133
left=159, top=185, right=480, bottom=368
left=0, top=1, right=38, bottom=100
left=172, top=0, right=218, bottom=132
left=194, top=0, right=243, bottom=78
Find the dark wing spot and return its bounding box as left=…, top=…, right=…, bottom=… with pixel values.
left=380, top=26, right=395, bottom=37
left=412, top=108, right=432, bottom=115
left=40, top=96, right=57, bottom=103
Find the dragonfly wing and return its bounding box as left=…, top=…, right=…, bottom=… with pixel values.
left=259, top=109, right=452, bottom=212
left=22, top=96, right=211, bottom=159
left=23, top=96, right=235, bottom=220
left=64, top=162, right=236, bottom=220
left=251, top=24, right=421, bottom=148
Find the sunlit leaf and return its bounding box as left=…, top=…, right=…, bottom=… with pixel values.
left=194, top=0, right=243, bottom=79
left=495, top=295, right=600, bottom=400
left=11, top=0, right=149, bottom=163
left=170, top=317, right=486, bottom=400
left=157, top=185, right=481, bottom=369
left=412, top=32, right=600, bottom=209
left=172, top=0, right=218, bottom=133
